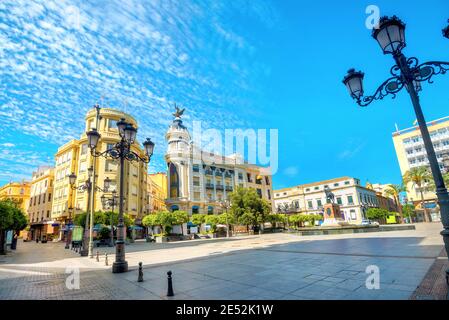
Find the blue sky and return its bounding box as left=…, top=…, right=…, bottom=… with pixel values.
left=0, top=0, right=448, bottom=190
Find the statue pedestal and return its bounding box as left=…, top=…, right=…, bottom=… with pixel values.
left=321, top=203, right=347, bottom=227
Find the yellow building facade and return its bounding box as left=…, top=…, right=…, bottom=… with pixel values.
left=27, top=166, right=56, bottom=240
left=147, top=172, right=167, bottom=212
left=0, top=181, right=31, bottom=212
left=392, top=116, right=449, bottom=210
left=51, top=108, right=149, bottom=226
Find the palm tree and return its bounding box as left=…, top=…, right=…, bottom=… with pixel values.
left=384, top=184, right=407, bottom=223
left=426, top=172, right=449, bottom=192
left=402, top=167, right=433, bottom=222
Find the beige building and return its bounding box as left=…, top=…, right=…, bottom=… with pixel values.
left=165, top=111, right=274, bottom=215
left=27, top=166, right=56, bottom=240
left=274, top=177, right=379, bottom=224
left=392, top=116, right=449, bottom=218
left=51, top=108, right=149, bottom=228
left=147, top=172, right=167, bottom=212
left=0, top=181, right=30, bottom=212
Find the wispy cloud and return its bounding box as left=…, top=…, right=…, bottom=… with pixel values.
left=283, top=166, right=299, bottom=178
left=338, top=140, right=367, bottom=160
left=0, top=0, right=278, bottom=183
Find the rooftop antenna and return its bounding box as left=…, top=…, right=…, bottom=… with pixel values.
left=395, top=123, right=399, bottom=132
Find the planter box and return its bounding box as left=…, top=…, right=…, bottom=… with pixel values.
left=155, top=236, right=168, bottom=243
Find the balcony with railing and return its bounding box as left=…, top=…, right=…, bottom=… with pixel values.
left=205, top=183, right=214, bottom=189
left=225, top=186, right=233, bottom=191
left=216, top=185, right=224, bottom=190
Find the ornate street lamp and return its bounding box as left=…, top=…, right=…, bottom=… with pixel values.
left=87, top=119, right=154, bottom=273
left=443, top=20, right=449, bottom=39
left=65, top=206, right=74, bottom=249
left=343, top=15, right=449, bottom=280
left=101, top=189, right=119, bottom=247
left=68, top=171, right=109, bottom=256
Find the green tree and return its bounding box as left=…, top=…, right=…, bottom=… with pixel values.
left=74, top=211, right=132, bottom=228
left=384, top=184, right=407, bottom=223
left=229, top=187, right=272, bottom=230
left=0, top=200, right=27, bottom=253
left=403, top=167, right=433, bottom=222
left=402, top=204, right=416, bottom=222
left=142, top=214, right=158, bottom=227
left=190, top=214, right=206, bottom=226
left=0, top=200, right=15, bottom=255
left=172, top=210, right=189, bottom=234
left=205, top=214, right=221, bottom=233
left=366, top=208, right=389, bottom=223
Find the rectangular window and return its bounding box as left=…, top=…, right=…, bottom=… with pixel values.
left=347, top=195, right=354, bottom=204
left=308, top=200, right=313, bottom=209
left=80, top=144, right=87, bottom=155
left=337, top=197, right=342, bottom=205
left=256, top=189, right=262, bottom=198
left=238, top=173, right=243, bottom=180
left=192, top=164, right=200, bottom=172
left=193, top=177, right=200, bottom=186
left=267, top=189, right=271, bottom=200
left=48, top=193, right=51, bottom=202
left=350, top=209, right=357, bottom=220
left=108, top=119, right=117, bottom=129
left=317, top=199, right=322, bottom=208
left=265, top=176, right=270, bottom=185
left=105, top=160, right=117, bottom=172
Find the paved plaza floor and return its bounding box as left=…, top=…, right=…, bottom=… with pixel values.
left=0, top=223, right=446, bottom=300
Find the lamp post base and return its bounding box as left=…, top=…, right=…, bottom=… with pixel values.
left=112, top=261, right=128, bottom=273
left=79, top=249, right=88, bottom=257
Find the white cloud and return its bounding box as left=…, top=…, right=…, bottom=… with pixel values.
left=283, top=166, right=299, bottom=177
left=0, top=0, right=279, bottom=183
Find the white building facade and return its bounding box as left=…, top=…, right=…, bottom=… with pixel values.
left=165, top=112, right=274, bottom=215
left=274, top=177, right=378, bottom=224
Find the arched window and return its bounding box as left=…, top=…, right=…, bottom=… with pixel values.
left=208, top=206, right=214, bottom=214
left=192, top=206, right=199, bottom=214
left=171, top=205, right=179, bottom=212
left=169, top=163, right=179, bottom=198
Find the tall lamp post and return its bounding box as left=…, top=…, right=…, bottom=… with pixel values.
left=343, top=15, right=449, bottom=279
left=219, top=199, right=231, bottom=238
left=68, top=168, right=109, bottom=256
left=65, top=206, right=74, bottom=249
left=101, top=188, right=119, bottom=247
left=86, top=119, right=154, bottom=273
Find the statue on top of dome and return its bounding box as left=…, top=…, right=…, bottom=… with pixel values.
left=172, top=103, right=185, bottom=118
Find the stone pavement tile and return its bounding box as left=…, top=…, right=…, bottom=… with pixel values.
left=304, top=274, right=327, bottom=281
left=376, top=289, right=412, bottom=300
left=322, top=287, right=353, bottom=299
left=322, top=276, right=347, bottom=283
left=256, top=279, right=312, bottom=294
left=334, top=279, right=364, bottom=291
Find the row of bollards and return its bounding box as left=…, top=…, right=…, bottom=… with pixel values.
left=94, top=253, right=174, bottom=297
left=136, top=261, right=174, bottom=297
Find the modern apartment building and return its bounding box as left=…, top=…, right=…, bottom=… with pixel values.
left=27, top=166, right=56, bottom=240
left=147, top=172, right=167, bottom=212
left=392, top=116, right=449, bottom=213
left=273, top=177, right=378, bottom=224
left=0, top=180, right=30, bottom=212
left=165, top=111, right=274, bottom=215
left=51, top=108, right=149, bottom=228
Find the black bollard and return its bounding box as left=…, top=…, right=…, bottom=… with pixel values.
left=96, top=251, right=100, bottom=262
left=138, top=262, right=143, bottom=282
left=167, top=271, right=174, bottom=296
left=105, top=253, right=108, bottom=266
